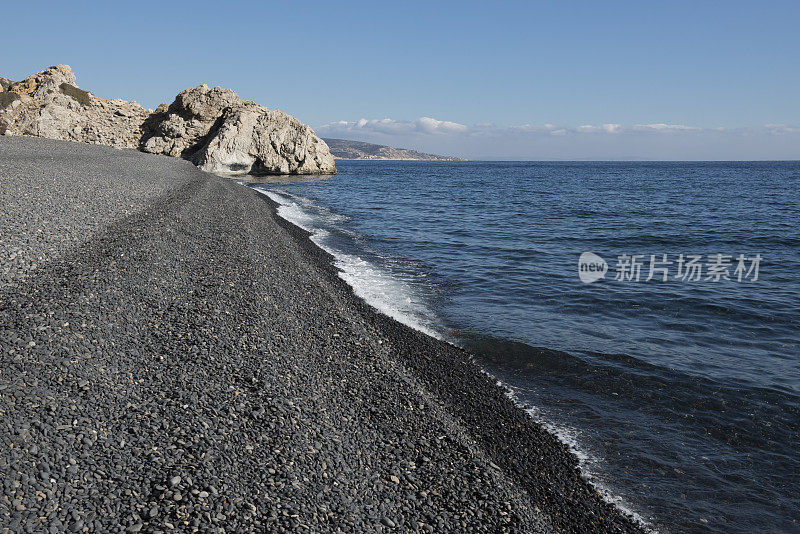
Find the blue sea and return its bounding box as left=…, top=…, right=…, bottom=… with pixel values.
left=249, top=161, right=800, bottom=533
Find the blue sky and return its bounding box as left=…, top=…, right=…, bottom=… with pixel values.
left=4, top=0, right=799, bottom=159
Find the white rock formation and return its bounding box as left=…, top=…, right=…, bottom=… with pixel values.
left=0, top=65, right=150, bottom=149
left=141, top=85, right=336, bottom=175
left=1, top=66, right=336, bottom=176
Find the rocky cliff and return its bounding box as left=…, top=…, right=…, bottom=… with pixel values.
left=0, top=65, right=150, bottom=149
left=0, top=65, right=335, bottom=176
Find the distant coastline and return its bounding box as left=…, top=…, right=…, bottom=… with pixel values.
left=322, top=138, right=467, bottom=161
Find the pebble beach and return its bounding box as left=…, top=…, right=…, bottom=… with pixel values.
left=0, top=137, right=643, bottom=533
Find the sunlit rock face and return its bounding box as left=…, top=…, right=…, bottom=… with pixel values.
left=141, top=84, right=336, bottom=176
left=1, top=65, right=336, bottom=176
left=0, top=65, right=150, bottom=149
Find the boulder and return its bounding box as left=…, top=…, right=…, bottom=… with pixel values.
left=0, top=65, right=150, bottom=148
left=194, top=103, right=337, bottom=175
left=141, top=85, right=335, bottom=175
left=139, top=85, right=240, bottom=158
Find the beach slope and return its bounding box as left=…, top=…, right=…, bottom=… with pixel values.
left=0, top=137, right=642, bottom=533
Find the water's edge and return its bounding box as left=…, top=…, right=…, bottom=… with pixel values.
left=249, top=184, right=656, bottom=532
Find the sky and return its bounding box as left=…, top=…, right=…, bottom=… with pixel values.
left=3, top=0, right=799, bottom=160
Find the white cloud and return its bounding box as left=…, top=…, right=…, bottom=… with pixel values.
left=315, top=117, right=800, bottom=160
left=508, top=123, right=559, bottom=133
left=316, top=116, right=468, bottom=137
left=761, top=123, right=800, bottom=134
left=632, top=123, right=703, bottom=132
left=317, top=117, right=800, bottom=140
left=416, top=116, right=469, bottom=134
left=576, top=123, right=622, bottom=134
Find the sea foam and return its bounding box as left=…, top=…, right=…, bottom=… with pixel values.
left=257, top=188, right=443, bottom=339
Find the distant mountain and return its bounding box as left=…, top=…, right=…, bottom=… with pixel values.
left=322, top=138, right=467, bottom=161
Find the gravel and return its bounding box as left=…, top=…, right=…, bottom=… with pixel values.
left=0, top=137, right=644, bottom=533
left=0, top=137, right=184, bottom=284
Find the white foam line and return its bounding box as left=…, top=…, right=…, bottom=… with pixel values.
left=256, top=188, right=443, bottom=339
left=479, top=366, right=658, bottom=533
left=261, top=190, right=316, bottom=232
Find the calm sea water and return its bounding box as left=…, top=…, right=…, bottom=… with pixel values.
left=250, top=161, right=800, bottom=533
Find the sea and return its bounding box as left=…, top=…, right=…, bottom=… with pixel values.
left=248, top=160, right=800, bottom=533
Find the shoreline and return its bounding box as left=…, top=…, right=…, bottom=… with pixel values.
left=257, top=184, right=654, bottom=528
left=258, top=186, right=649, bottom=533
left=0, top=137, right=644, bottom=532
